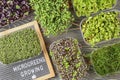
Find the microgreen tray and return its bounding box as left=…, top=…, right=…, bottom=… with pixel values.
left=80, top=11, right=120, bottom=47
left=49, top=37, right=88, bottom=80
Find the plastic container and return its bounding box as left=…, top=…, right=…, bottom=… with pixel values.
left=72, top=0, right=120, bottom=18
left=49, top=37, right=88, bottom=80
left=78, top=38, right=120, bottom=80
left=80, top=11, right=120, bottom=47
left=91, top=41, right=120, bottom=78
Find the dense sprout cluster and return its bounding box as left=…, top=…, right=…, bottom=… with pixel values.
left=30, top=0, right=73, bottom=36
left=0, top=28, right=41, bottom=64
left=82, top=12, right=120, bottom=45
left=50, top=38, right=87, bottom=80
left=73, top=0, right=116, bottom=17
left=0, top=0, right=32, bottom=27
left=91, top=43, right=120, bottom=76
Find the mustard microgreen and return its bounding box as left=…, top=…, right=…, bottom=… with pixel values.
left=82, top=12, right=120, bottom=45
